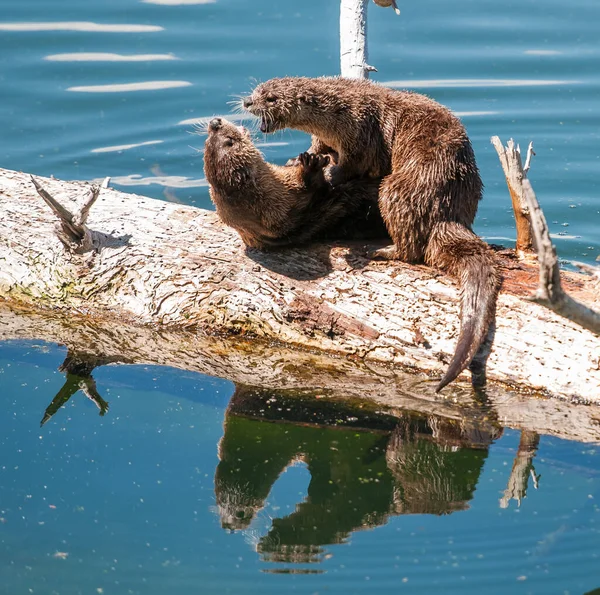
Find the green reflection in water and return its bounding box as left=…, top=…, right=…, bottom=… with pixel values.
left=215, top=386, right=501, bottom=565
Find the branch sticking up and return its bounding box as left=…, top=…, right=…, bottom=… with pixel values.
left=492, top=137, right=600, bottom=336
left=490, top=137, right=535, bottom=257
left=30, top=176, right=107, bottom=254
left=340, top=0, right=372, bottom=79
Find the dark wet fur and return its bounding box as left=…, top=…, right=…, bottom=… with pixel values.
left=203, top=118, right=388, bottom=251
left=245, top=77, right=501, bottom=389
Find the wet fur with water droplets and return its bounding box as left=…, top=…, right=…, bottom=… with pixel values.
left=243, top=77, right=501, bottom=390
left=203, top=117, right=388, bottom=250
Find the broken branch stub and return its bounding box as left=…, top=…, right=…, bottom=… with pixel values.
left=30, top=175, right=108, bottom=254
left=490, top=137, right=535, bottom=257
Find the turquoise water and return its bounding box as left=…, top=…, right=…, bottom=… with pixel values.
left=1, top=0, right=600, bottom=593
left=1, top=0, right=598, bottom=261
left=1, top=341, right=600, bottom=594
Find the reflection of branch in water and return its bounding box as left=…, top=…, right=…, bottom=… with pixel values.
left=500, top=430, right=541, bottom=508
left=215, top=384, right=502, bottom=564
left=40, top=350, right=111, bottom=427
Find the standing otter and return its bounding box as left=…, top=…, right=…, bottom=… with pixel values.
left=203, top=117, right=387, bottom=250
left=243, top=77, right=500, bottom=391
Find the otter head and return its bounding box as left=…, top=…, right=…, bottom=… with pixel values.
left=242, top=78, right=313, bottom=133
left=203, top=117, right=261, bottom=190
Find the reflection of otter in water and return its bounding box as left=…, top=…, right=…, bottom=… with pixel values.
left=214, top=385, right=501, bottom=563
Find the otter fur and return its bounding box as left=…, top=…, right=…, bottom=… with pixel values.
left=203, top=117, right=387, bottom=250
left=243, top=77, right=500, bottom=391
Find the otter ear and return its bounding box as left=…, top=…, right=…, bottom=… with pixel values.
left=298, top=94, right=316, bottom=106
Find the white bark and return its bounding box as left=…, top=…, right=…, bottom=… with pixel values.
left=0, top=168, right=599, bottom=402
left=492, top=137, right=600, bottom=335
left=491, top=137, right=535, bottom=257
left=340, top=0, right=374, bottom=78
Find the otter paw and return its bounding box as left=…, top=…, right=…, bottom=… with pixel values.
left=285, top=156, right=302, bottom=167
left=368, top=245, right=399, bottom=261
left=299, top=152, right=330, bottom=171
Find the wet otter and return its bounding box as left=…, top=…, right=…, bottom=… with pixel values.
left=203, top=117, right=387, bottom=250
left=243, top=77, right=500, bottom=391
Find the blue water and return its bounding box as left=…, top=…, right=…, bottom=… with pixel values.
left=1, top=0, right=600, bottom=593
left=1, top=341, right=600, bottom=594
left=0, top=0, right=598, bottom=261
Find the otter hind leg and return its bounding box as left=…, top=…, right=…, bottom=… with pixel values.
left=374, top=172, right=431, bottom=263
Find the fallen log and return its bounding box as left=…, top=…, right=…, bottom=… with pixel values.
left=0, top=167, right=598, bottom=401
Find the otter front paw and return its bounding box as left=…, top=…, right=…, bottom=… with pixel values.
left=299, top=152, right=330, bottom=172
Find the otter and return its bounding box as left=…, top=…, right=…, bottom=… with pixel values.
left=243, top=77, right=500, bottom=391
left=203, top=116, right=387, bottom=250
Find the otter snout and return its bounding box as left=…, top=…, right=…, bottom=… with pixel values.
left=242, top=97, right=253, bottom=109
left=209, top=117, right=223, bottom=132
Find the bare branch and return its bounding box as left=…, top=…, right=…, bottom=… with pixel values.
left=74, top=185, right=100, bottom=227
left=340, top=0, right=372, bottom=78
left=522, top=173, right=600, bottom=335
left=30, top=175, right=99, bottom=254
left=492, top=137, right=600, bottom=335
left=490, top=137, right=535, bottom=256
left=523, top=141, right=535, bottom=174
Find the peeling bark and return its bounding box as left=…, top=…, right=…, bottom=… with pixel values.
left=0, top=168, right=599, bottom=401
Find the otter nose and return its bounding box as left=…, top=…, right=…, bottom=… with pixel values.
left=208, top=118, right=222, bottom=131
left=242, top=97, right=253, bottom=109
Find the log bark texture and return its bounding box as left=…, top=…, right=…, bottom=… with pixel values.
left=0, top=168, right=599, bottom=401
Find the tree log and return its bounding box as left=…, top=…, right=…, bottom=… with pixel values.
left=0, top=167, right=599, bottom=402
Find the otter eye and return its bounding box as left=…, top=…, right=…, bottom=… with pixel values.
left=223, top=138, right=234, bottom=147
left=266, top=95, right=277, bottom=103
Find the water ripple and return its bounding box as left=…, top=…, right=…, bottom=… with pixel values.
left=67, top=81, right=192, bottom=93
left=108, top=174, right=208, bottom=188
left=0, top=21, right=163, bottom=32
left=46, top=52, right=178, bottom=62
left=142, top=0, right=216, bottom=4
left=178, top=114, right=255, bottom=126
left=91, top=140, right=163, bottom=154
left=383, top=78, right=577, bottom=88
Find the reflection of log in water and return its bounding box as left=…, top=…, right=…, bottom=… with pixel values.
left=214, top=385, right=502, bottom=564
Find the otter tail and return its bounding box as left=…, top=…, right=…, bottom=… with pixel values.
left=425, top=222, right=501, bottom=392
